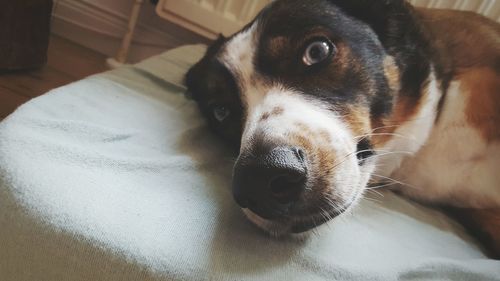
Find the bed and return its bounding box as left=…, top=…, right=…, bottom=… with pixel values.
left=1, top=45, right=499, bottom=281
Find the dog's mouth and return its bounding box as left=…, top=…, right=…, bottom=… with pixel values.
left=241, top=189, right=361, bottom=236
left=290, top=205, right=349, bottom=233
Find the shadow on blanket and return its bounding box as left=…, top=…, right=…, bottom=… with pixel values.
left=177, top=125, right=308, bottom=274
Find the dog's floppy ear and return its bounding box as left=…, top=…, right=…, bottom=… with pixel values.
left=185, top=34, right=227, bottom=100
left=332, top=0, right=430, bottom=98
left=206, top=34, right=226, bottom=57
left=330, top=0, right=414, bottom=48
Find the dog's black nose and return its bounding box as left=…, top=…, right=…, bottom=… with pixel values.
left=232, top=146, right=307, bottom=219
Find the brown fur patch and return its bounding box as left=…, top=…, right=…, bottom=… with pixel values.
left=260, top=106, right=284, bottom=121
left=418, top=8, right=500, bottom=127
left=267, top=36, right=289, bottom=57
left=318, top=130, right=332, bottom=144
left=271, top=106, right=284, bottom=116
left=459, top=68, right=500, bottom=142
left=365, top=57, right=395, bottom=147
left=343, top=106, right=371, bottom=138
left=288, top=127, right=337, bottom=202
left=370, top=83, right=428, bottom=149
left=447, top=207, right=500, bottom=258
left=260, top=113, right=270, bottom=121
left=383, top=56, right=401, bottom=93
left=418, top=8, right=500, bottom=73
left=293, top=122, right=310, bottom=134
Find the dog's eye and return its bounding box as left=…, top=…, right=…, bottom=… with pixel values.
left=213, top=105, right=230, bottom=122
left=302, top=39, right=335, bottom=66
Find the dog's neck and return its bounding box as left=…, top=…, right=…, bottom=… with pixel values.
left=360, top=4, right=447, bottom=180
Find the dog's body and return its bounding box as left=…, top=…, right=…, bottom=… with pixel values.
left=377, top=9, right=500, bottom=208
left=376, top=8, right=500, bottom=256
left=186, top=0, right=500, bottom=256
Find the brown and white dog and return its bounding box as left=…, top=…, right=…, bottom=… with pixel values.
left=185, top=0, right=500, bottom=257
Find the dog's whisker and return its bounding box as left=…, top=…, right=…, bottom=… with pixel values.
left=365, top=188, right=385, bottom=197
left=322, top=196, right=337, bottom=209
left=370, top=174, right=419, bottom=189
left=370, top=124, right=402, bottom=132
left=361, top=195, right=383, bottom=204
left=366, top=182, right=398, bottom=190
left=332, top=148, right=387, bottom=169
left=365, top=151, right=414, bottom=159
left=354, top=132, right=414, bottom=141
left=318, top=206, right=334, bottom=225
left=360, top=149, right=414, bottom=155
left=330, top=149, right=413, bottom=172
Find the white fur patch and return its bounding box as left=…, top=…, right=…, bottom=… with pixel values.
left=219, top=22, right=259, bottom=97
left=374, top=70, right=442, bottom=179
left=219, top=20, right=355, bottom=161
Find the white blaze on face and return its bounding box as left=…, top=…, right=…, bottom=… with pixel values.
left=219, top=22, right=259, bottom=94
left=218, top=20, right=354, bottom=155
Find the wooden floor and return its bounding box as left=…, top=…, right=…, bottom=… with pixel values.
left=0, top=35, right=107, bottom=120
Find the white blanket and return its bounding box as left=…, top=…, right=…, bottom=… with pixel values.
left=1, top=45, right=499, bottom=281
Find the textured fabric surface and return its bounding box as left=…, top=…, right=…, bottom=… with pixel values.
left=0, top=45, right=499, bottom=281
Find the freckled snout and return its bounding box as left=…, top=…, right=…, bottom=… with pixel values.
left=232, top=146, right=307, bottom=220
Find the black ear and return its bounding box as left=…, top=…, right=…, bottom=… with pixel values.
left=332, top=0, right=431, bottom=99
left=185, top=59, right=206, bottom=100
left=206, top=34, right=226, bottom=56
left=331, top=0, right=415, bottom=49
left=185, top=34, right=227, bottom=100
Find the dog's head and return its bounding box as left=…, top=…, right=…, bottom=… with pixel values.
left=186, top=0, right=430, bottom=235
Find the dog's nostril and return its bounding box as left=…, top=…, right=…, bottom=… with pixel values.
left=293, top=147, right=305, bottom=163
left=235, top=196, right=249, bottom=208
left=234, top=190, right=256, bottom=209
left=269, top=172, right=305, bottom=203
left=246, top=198, right=257, bottom=209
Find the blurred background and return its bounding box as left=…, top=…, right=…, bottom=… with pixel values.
left=51, top=0, right=500, bottom=63
left=0, top=0, right=499, bottom=120
left=51, top=0, right=208, bottom=63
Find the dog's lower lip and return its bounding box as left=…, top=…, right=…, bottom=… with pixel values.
left=291, top=217, right=330, bottom=233
left=290, top=202, right=353, bottom=233
left=249, top=206, right=288, bottom=221
left=290, top=210, right=337, bottom=233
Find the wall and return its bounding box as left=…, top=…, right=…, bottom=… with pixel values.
left=51, top=0, right=500, bottom=63
left=51, top=0, right=210, bottom=63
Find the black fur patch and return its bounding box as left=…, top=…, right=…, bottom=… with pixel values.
left=255, top=0, right=392, bottom=110
left=185, top=36, right=243, bottom=150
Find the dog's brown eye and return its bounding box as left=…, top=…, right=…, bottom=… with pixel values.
left=213, top=105, right=230, bottom=122
left=302, top=39, right=334, bottom=66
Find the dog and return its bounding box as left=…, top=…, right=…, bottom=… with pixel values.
left=185, top=0, right=500, bottom=257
